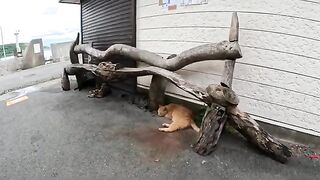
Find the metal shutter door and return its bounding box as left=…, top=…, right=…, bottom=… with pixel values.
left=81, top=0, right=136, bottom=93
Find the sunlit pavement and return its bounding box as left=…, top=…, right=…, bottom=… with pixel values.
left=0, top=61, right=69, bottom=96
left=0, top=79, right=319, bottom=179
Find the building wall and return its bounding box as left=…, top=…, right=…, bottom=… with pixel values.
left=50, top=41, right=73, bottom=62
left=136, top=0, right=320, bottom=136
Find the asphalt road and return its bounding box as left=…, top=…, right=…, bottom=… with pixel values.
left=0, top=80, right=319, bottom=179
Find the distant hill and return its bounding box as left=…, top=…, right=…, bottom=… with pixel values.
left=0, top=43, right=28, bottom=58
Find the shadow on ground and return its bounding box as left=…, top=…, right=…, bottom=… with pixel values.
left=0, top=81, right=319, bottom=179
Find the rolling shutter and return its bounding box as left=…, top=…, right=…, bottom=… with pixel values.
left=81, top=0, right=136, bottom=93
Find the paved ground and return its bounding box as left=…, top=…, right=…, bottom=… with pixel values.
left=0, top=61, right=69, bottom=95
left=0, top=80, right=319, bottom=179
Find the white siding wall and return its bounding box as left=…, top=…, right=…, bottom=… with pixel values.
left=136, top=0, right=320, bottom=136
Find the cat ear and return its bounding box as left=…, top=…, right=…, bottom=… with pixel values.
left=220, top=82, right=229, bottom=88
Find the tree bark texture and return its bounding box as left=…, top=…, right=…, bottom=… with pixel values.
left=193, top=12, right=240, bottom=155
left=148, top=75, right=168, bottom=110
left=73, top=41, right=241, bottom=71
left=63, top=11, right=291, bottom=163
left=62, top=62, right=292, bottom=163
left=62, top=63, right=211, bottom=104
left=69, top=35, right=239, bottom=108
left=193, top=104, right=227, bottom=155
left=227, top=107, right=292, bottom=163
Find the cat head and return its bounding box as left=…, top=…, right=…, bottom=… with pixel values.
left=157, top=105, right=168, bottom=117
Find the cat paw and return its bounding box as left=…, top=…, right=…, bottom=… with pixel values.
left=158, top=128, right=167, bottom=132
left=158, top=127, right=176, bottom=133
left=161, top=123, right=170, bottom=127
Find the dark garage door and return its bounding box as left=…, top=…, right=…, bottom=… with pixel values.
left=81, top=0, right=136, bottom=93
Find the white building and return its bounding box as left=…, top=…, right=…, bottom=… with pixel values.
left=136, top=0, right=320, bottom=137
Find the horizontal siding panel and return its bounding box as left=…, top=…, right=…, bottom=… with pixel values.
left=137, top=0, right=157, bottom=7
left=156, top=44, right=320, bottom=81
left=137, top=64, right=320, bottom=116
left=234, top=63, right=320, bottom=98
left=185, top=69, right=320, bottom=115
left=137, top=41, right=320, bottom=88
left=137, top=12, right=320, bottom=41
left=239, top=97, right=320, bottom=134
left=137, top=0, right=320, bottom=22
left=137, top=0, right=320, bottom=135
left=137, top=40, right=223, bottom=54
left=240, top=97, right=320, bottom=134
left=137, top=42, right=320, bottom=98
left=138, top=28, right=320, bottom=59
left=137, top=70, right=320, bottom=134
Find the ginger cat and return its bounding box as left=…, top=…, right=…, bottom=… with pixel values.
left=157, top=103, right=200, bottom=133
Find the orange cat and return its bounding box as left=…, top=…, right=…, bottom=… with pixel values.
left=157, top=103, right=200, bottom=133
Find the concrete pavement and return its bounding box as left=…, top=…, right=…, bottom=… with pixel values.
left=0, top=61, right=70, bottom=95
left=0, top=80, right=319, bottom=179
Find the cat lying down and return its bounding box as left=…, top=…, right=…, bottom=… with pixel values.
left=157, top=103, right=200, bottom=133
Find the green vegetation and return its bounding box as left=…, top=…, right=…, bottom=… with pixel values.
left=0, top=43, right=28, bottom=58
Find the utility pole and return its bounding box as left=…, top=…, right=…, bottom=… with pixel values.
left=14, top=30, right=21, bottom=53
left=0, top=26, right=6, bottom=58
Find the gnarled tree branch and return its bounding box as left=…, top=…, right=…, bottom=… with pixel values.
left=227, top=107, right=292, bottom=163
left=63, top=11, right=291, bottom=163
left=193, top=12, right=241, bottom=155
left=62, top=63, right=291, bottom=162
left=73, top=41, right=241, bottom=71
left=62, top=63, right=211, bottom=104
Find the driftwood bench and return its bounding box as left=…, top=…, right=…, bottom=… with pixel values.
left=61, top=12, right=292, bottom=163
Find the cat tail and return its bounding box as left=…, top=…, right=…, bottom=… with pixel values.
left=190, top=122, right=200, bottom=132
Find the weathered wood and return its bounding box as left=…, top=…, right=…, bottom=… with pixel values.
left=88, top=82, right=111, bottom=98
left=61, top=63, right=93, bottom=91
left=229, top=12, right=239, bottom=42
left=63, top=11, right=292, bottom=163
left=62, top=63, right=211, bottom=104
left=194, top=12, right=240, bottom=156
left=222, top=12, right=239, bottom=87
left=227, top=107, right=292, bottom=163
left=148, top=54, right=176, bottom=111
left=193, top=84, right=238, bottom=155
left=204, top=84, right=292, bottom=162
left=87, top=41, right=95, bottom=64
left=221, top=60, right=236, bottom=87
left=69, top=32, right=80, bottom=64
left=68, top=32, right=87, bottom=90
left=61, top=68, right=71, bottom=91
left=193, top=103, right=227, bottom=155
left=61, top=62, right=292, bottom=163
left=205, top=83, right=239, bottom=106
left=73, top=41, right=241, bottom=71
left=148, top=75, right=168, bottom=110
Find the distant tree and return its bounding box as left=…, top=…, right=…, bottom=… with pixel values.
left=0, top=43, right=28, bottom=58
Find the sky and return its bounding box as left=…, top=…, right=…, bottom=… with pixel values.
left=0, top=0, right=80, bottom=46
